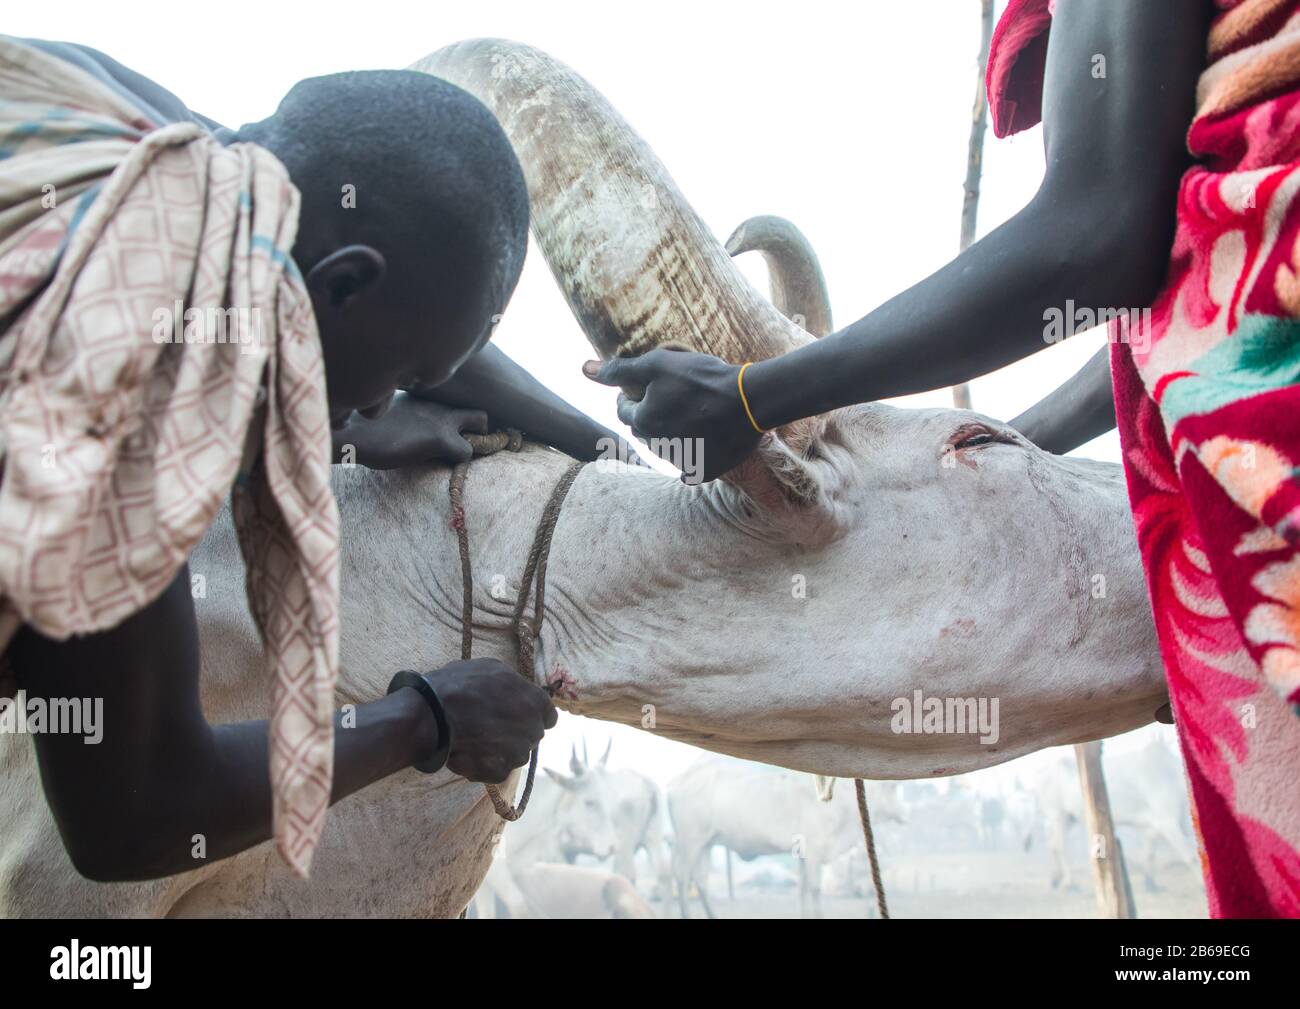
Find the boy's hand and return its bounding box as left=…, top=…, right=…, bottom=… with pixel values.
left=419, top=659, right=558, bottom=784
left=332, top=393, right=489, bottom=469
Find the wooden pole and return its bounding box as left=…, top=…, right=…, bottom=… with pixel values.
left=1073, top=741, right=1137, bottom=918
left=951, top=0, right=995, bottom=410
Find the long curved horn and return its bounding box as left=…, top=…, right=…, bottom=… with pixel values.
left=409, top=40, right=812, bottom=370
left=726, top=216, right=834, bottom=338
left=411, top=40, right=837, bottom=512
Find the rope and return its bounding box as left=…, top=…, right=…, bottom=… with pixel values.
left=854, top=778, right=890, bottom=919
left=453, top=432, right=891, bottom=917
left=448, top=430, right=585, bottom=821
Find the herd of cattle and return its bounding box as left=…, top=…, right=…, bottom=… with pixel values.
left=469, top=732, right=1199, bottom=918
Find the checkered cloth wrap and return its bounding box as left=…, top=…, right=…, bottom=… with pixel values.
left=0, top=36, right=340, bottom=878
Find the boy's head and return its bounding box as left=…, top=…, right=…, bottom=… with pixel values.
left=238, top=70, right=529, bottom=425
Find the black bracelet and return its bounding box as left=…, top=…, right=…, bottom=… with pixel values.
left=388, top=670, right=452, bottom=774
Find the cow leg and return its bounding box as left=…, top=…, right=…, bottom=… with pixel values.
left=612, top=848, right=636, bottom=884
left=1141, top=831, right=1160, bottom=892
left=1048, top=816, right=1069, bottom=890
left=672, top=839, right=697, bottom=919
left=471, top=888, right=495, bottom=919
left=1046, top=808, right=1082, bottom=891
left=693, top=848, right=717, bottom=919
left=1157, top=819, right=1196, bottom=871
left=647, top=841, right=672, bottom=906
left=483, top=858, right=532, bottom=919
left=642, top=804, right=673, bottom=904
left=810, top=859, right=825, bottom=919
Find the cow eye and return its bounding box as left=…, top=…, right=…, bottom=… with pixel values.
left=952, top=424, right=1015, bottom=451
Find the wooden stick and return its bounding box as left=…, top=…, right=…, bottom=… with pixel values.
left=951, top=0, right=995, bottom=410
left=1074, top=740, right=1137, bottom=918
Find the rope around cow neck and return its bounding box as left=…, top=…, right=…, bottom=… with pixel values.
left=448, top=430, right=585, bottom=821
left=450, top=432, right=891, bottom=918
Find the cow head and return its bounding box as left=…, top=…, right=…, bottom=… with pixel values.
left=543, top=743, right=618, bottom=860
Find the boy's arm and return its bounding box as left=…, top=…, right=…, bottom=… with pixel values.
left=332, top=346, right=636, bottom=470
left=413, top=344, right=631, bottom=462
left=12, top=566, right=554, bottom=882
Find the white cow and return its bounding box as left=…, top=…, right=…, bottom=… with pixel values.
left=565, top=741, right=672, bottom=899
left=478, top=863, right=655, bottom=920
left=0, top=39, right=1176, bottom=918
left=472, top=751, right=620, bottom=918
left=1034, top=738, right=1196, bottom=892
left=668, top=759, right=906, bottom=918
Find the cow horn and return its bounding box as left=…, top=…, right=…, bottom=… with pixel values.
left=411, top=40, right=811, bottom=367
left=600, top=738, right=612, bottom=767
left=726, top=216, right=834, bottom=338
left=570, top=743, right=583, bottom=775
left=410, top=41, right=834, bottom=511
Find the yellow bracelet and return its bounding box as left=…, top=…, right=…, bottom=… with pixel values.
left=737, top=361, right=768, bottom=434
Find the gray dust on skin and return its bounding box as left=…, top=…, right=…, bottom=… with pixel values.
left=1024, top=448, right=1095, bottom=650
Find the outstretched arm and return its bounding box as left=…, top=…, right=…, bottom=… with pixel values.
left=12, top=568, right=555, bottom=882
left=590, top=0, right=1209, bottom=480
left=333, top=345, right=633, bottom=469
left=1010, top=345, right=1116, bottom=454
left=415, top=343, right=627, bottom=461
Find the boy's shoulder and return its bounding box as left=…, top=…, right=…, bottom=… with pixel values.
left=20, top=37, right=228, bottom=135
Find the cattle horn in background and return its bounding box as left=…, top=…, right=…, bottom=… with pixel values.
left=726, top=215, right=833, bottom=338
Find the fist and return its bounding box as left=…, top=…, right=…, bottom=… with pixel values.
left=425, top=659, right=558, bottom=784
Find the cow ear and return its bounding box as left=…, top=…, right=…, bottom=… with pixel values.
left=545, top=768, right=577, bottom=791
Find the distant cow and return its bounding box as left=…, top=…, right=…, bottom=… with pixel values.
left=668, top=759, right=905, bottom=918
left=568, top=741, right=672, bottom=899
left=1034, top=737, right=1196, bottom=891
left=477, top=862, right=655, bottom=919
left=473, top=747, right=622, bottom=918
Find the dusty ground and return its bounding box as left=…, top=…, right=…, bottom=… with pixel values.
left=650, top=849, right=1207, bottom=919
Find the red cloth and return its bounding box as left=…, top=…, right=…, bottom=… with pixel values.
left=986, top=0, right=1300, bottom=918
left=986, top=0, right=1053, bottom=138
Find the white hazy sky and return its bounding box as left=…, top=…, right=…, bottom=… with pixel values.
left=12, top=1, right=1166, bottom=788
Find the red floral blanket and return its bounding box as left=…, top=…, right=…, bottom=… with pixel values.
left=989, top=0, right=1300, bottom=917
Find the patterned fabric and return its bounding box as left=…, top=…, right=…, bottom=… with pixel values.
left=985, top=0, right=1055, bottom=139
left=0, top=36, right=340, bottom=878
left=988, top=0, right=1300, bottom=917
